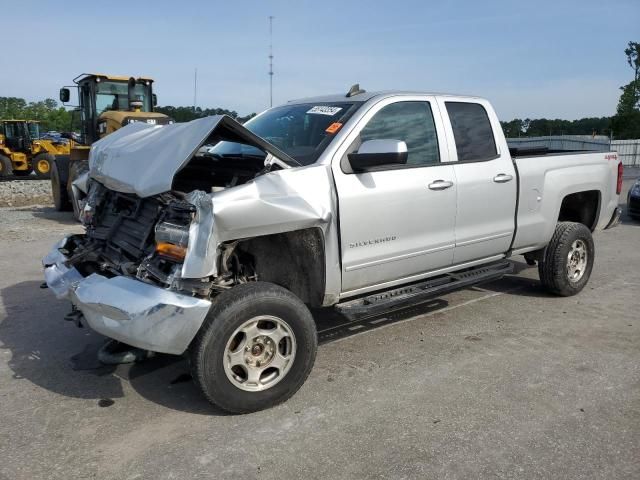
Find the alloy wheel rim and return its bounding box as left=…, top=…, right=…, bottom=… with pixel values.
left=567, top=239, right=588, bottom=283
left=223, top=315, right=297, bottom=392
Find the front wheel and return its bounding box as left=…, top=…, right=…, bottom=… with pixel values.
left=190, top=282, right=318, bottom=414
left=33, top=153, right=54, bottom=179
left=0, top=155, right=12, bottom=177
left=538, top=222, right=594, bottom=296
left=51, top=159, right=72, bottom=211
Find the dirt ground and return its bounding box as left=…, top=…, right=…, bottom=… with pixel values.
left=0, top=179, right=638, bottom=479
left=0, top=179, right=53, bottom=208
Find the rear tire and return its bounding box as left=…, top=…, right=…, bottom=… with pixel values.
left=538, top=222, right=594, bottom=296
left=51, top=157, right=72, bottom=211
left=33, top=153, right=54, bottom=179
left=190, top=282, right=317, bottom=414
left=0, top=155, right=12, bottom=177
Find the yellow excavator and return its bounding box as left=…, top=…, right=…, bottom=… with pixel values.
left=0, top=120, right=70, bottom=178
left=52, top=73, right=172, bottom=213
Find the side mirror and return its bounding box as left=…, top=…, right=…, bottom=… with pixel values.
left=128, top=77, right=137, bottom=105
left=152, top=94, right=158, bottom=107
left=347, top=139, right=408, bottom=172
left=59, top=88, right=70, bottom=103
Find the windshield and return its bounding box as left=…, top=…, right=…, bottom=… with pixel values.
left=28, top=122, right=40, bottom=139
left=95, top=81, right=152, bottom=115
left=202, top=102, right=359, bottom=166
left=3, top=122, right=29, bottom=140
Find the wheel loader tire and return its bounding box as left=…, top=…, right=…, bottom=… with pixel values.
left=51, top=156, right=72, bottom=211
left=33, top=153, right=54, bottom=179
left=0, top=155, right=12, bottom=177
left=13, top=170, right=31, bottom=177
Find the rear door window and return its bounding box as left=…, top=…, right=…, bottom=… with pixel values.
left=445, top=102, right=497, bottom=162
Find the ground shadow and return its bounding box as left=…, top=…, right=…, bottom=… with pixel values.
left=0, top=279, right=454, bottom=415
left=618, top=204, right=640, bottom=227
left=0, top=280, right=224, bottom=415
left=30, top=206, right=78, bottom=225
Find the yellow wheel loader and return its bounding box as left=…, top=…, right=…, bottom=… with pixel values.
left=53, top=73, right=172, bottom=215
left=0, top=120, right=69, bottom=178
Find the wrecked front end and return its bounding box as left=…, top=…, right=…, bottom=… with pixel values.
left=41, top=187, right=216, bottom=354
left=42, top=115, right=337, bottom=355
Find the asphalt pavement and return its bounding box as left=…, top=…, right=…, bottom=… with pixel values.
left=0, top=180, right=638, bottom=480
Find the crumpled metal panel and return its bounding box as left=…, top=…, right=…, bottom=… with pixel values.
left=88, top=115, right=298, bottom=198
left=181, top=164, right=343, bottom=304
left=42, top=236, right=84, bottom=299
left=89, top=116, right=226, bottom=197
left=42, top=239, right=212, bottom=355
left=71, top=274, right=211, bottom=355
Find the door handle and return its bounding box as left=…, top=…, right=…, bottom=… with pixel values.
left=428, top=180, right=454, bottom=190
left=493, top=173, right=513, bottom=183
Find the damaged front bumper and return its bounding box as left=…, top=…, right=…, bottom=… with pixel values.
left=42, top=236, right=212, bottom=355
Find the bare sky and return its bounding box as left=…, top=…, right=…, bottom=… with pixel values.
left=2, top=0, right=638, bottom=120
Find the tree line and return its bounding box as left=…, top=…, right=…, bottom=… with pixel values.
left=0, top=97, right=257, bottom=133
left=154, top=106, right=256, bottom=124
left=0, top=97, right=71, bottom=132
left=500, top=117, right=613, bottom=138
left=2, top=96, right=629, bottom=139
left=1, top=41, right=638, bottom=139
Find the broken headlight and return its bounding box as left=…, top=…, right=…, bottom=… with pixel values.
left=155, top=222, right=189, bottom=261
left=154, top=201, right=196, bottom=262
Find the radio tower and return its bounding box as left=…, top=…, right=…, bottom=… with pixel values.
left=268, top=16, right=274, bottom=107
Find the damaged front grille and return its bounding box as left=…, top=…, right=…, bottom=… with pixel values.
left=65, top=180, right=255, bottom=299
left=88, top=192, right=164, bottom=270
left=66, top=181, right=196, bottom=290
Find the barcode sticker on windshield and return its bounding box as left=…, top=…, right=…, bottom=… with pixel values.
left=307, top=106, right=342, bottom=116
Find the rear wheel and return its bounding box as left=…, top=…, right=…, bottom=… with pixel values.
left=190, top=282, right=317, bottom=414
left=0, top=155, right=12, bottom=177
left=33, top=153, right=54, bottom=179
left=538, top=222, right=594, bottom=296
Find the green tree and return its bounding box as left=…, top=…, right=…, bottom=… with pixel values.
left=611, top=41, right=640, bottom=139
left=0, top=96, right=72, bottom=132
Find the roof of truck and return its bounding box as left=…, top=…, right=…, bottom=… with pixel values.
left=287, top=90, right=484, bottom=105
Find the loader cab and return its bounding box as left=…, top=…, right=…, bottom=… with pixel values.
left=60, top=74, right=157, bottom=145
left=0, top=120, right=31, bottom=152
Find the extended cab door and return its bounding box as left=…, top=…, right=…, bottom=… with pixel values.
left=437, top=98, right=517, bottom=264
left=332, top=97, right=457, bottom=295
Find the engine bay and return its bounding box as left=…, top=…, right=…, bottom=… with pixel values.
left=63, top=178, right=257, bottom=299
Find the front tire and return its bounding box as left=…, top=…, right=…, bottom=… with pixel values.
left=538, top=222, right=594, bottom=296
left=51, top=158, right=72, bottom=211
left=33, top=153, right=54, bottom=179
left=0, top=155, right=12, bottom=177
left=190, top=282, right=318, bottom=414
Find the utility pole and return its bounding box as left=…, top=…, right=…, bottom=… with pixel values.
left=193, top=68, right=198, bottom=113
left=268, top=16, right=274, bottom=107
left=193, top=68, right=198, bottom=112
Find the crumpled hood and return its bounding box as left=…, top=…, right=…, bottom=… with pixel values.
left=89, top=115, right=297, bottom=197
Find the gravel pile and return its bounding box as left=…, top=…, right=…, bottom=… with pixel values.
left=0, top=180, right=53, bottom=207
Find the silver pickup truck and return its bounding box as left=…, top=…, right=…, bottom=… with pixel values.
left=43, top=87, right=623, bottom=413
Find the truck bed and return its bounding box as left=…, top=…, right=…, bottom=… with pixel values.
left=511, top=150, right=620, bottom=254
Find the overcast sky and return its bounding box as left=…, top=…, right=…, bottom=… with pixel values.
left=2, top=0, right=638, bottom=120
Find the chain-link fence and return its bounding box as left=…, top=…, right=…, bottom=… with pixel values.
left=611, top=140, right=640, bottom=167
